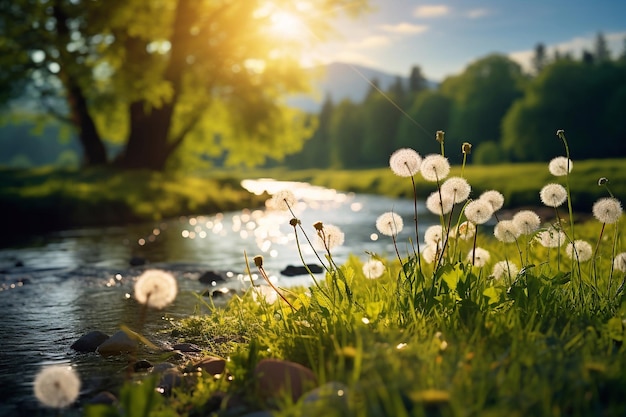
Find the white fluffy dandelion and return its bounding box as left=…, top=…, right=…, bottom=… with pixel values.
left=467, top=247, right=490, bottom=267
left=134, top=269, right=178, bottom=309
left=376, top=212, right=404, bottom=237
left=537, top=227, right=566, bottom=248
left=426, top=191, right=454, bottom=216
left=441, top=177, right=471, bottom=204
left=253, top=285, right=278, bottom=304
left=420, top=154, right=450, bottom=182
left=424, top=225, right=444, bottom=246
left=34, top=365, right=81, bottom=409
left=592, top=197, right=623, bottom=224
left=464, top=200, right=493, bottom=225
left=548, top=157, right=573, bottom=176
left=566, top=240, right=593, bottom=262
left=540, top=183, right=568, bottom=208
left=315, top=224, right=345, bottom=251
left=421, top=244, right=440, bottom=264
left=456, top=221, right=476, bottom=241
left=479, top=190, right=505, bottom=212
left=362, top=259, right=385, bottom=279
left=269, top=190, right=297, bottom=211
left=614, top=253, right=626, bottom=272
left=389, top=148, right=422, bottom=177
left=512, top=210, right=541, bottom=235
left=493, top=220, right=520, bottom=243
left=492, top=260, right=519, bottom=280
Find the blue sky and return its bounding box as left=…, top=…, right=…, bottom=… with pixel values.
left=303, top=0, right=626, bottom=81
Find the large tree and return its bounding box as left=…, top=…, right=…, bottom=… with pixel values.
left=0, top=0, right=368, bottom=170
left=440, top=54, right=526, bottom=162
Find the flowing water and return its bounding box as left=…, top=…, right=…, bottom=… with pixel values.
left=0, top=179, right=437, bottom=416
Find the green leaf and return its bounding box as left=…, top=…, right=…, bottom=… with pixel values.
left=483, top=286, right=501, bottom=305
left=440, top=263, right=465, bottom=292
left=607, top=317, right=624, bottom=342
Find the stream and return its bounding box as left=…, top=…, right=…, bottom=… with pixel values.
left=0, top=179, right=437, bottom=416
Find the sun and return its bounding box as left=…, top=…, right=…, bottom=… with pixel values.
left=269, top=10, right=305, bottom=37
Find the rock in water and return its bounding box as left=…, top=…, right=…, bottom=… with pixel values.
left=71, top=331, right=110, bottom=352
left=96, top=330, right=137, bottom=356
left=280, top=264, right=323, bottom=276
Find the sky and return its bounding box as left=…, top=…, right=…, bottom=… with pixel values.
left=299, top=0, right=626, bottom=81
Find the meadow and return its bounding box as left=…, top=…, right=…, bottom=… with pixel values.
left=25, top=133, right=626, bottom=416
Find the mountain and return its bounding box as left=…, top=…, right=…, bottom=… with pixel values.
left=288, top=62, right=413, bottom=113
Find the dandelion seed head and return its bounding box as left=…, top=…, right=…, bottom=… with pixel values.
left=537, top=227, right=566, bottom=248
left=253, top=285, right=278, bottom=304
left=512, top=210, right=541, bottom=235
left=614, top=252, right=626, bottom=272
left=362, top=259, right=385, bottom=279
left=422, top=244, right=440, bottom=264
left=592, top=197, right=623, bottom=224
left=467, top=247, right=490, bottom=267
left=34, top=365, right=81, bottom=409
left=420, top=154, right=450, bottom=182
left=566, top=240, right=593, bottom=262
left=598, top=177, right=609, bottom=186
left=548, top=157, right=573, bottom=176
left=376, top=212, right=404, bottom=237
left=540, top=183, right=567, bottom=208
left=389, top=148, right=422, bottom=177
left=462, top=142, right=472, bottom=154
left=441, top=177, right=471, bottom=204
left=269, top=190, right=297, bottom=211
left=134, top=269, right=178, bottom=309
left=479, top=190, right=505, bottom=212
left=315, top=224, right=345, bottom=251
left=492, top=260, right=519, bottom=280
left=464, top=200, right=493, bottom=225
left=426, top=191, right=454, bottom=216
left=456, top=221, right=476, bottom=241
left=436, top=130, right=445, bottom=143
left=494, top=220, right=520, bottom=243
left=424, top=225, right=444, bottom=246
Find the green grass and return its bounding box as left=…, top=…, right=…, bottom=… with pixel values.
left=0, top=166, right=266, bottom=246
left=82, top=154, right=626, bottom=417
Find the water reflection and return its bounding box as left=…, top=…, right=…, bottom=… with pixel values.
left=0, top=179, right=436, bottom=416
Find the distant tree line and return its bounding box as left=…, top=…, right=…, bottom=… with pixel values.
left=284, top=32, right=626, bottom=169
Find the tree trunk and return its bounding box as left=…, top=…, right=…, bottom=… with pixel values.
left=66, top=82, right=108, bottom=166
left=117, top=101, right=176, bottom=170
left=116, top=0, right=197, bottom=171
left=53, top=1, right=108, bottom=166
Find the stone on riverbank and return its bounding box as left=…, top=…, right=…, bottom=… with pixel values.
left=71, top=330, right=110, bottom=352
left=253, top=358, right=317, bottom=403
left=186, top=356, right=226, bottom=376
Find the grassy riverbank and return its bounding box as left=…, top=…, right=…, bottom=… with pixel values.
left=73, top=151, right=626, bottom=417
left=248, top=158, right=626, bottom=212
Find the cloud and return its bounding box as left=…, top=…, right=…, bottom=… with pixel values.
left=413, top=5, right=450, bottom=18
left=509, top=31, right=626, bottom=72
left=379, top=22, right=429, bottom=35
left=466, top=8, right=490, bottom=19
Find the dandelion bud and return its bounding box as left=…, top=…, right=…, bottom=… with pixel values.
left=313, top=221, right=324, bottom=231
left=462, top=142, right=472, bottom=154
left=598, top=177, right=609, bottom=186
left=436, top=130, right=445, bottom=143
left=289, top=218, right=300, bottom=227
left=254, top=255, right=264, bottom=267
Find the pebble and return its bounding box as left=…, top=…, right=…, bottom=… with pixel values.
left=71, top=331, right=110, bottom=353
left=96, top=330, right=137, bottom=356
left=253, top=358, right=317, bottom=403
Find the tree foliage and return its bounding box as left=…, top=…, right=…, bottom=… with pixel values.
left=502, top=59, right=626, bottom=161
left=0, top=0, right=369, bottom=170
